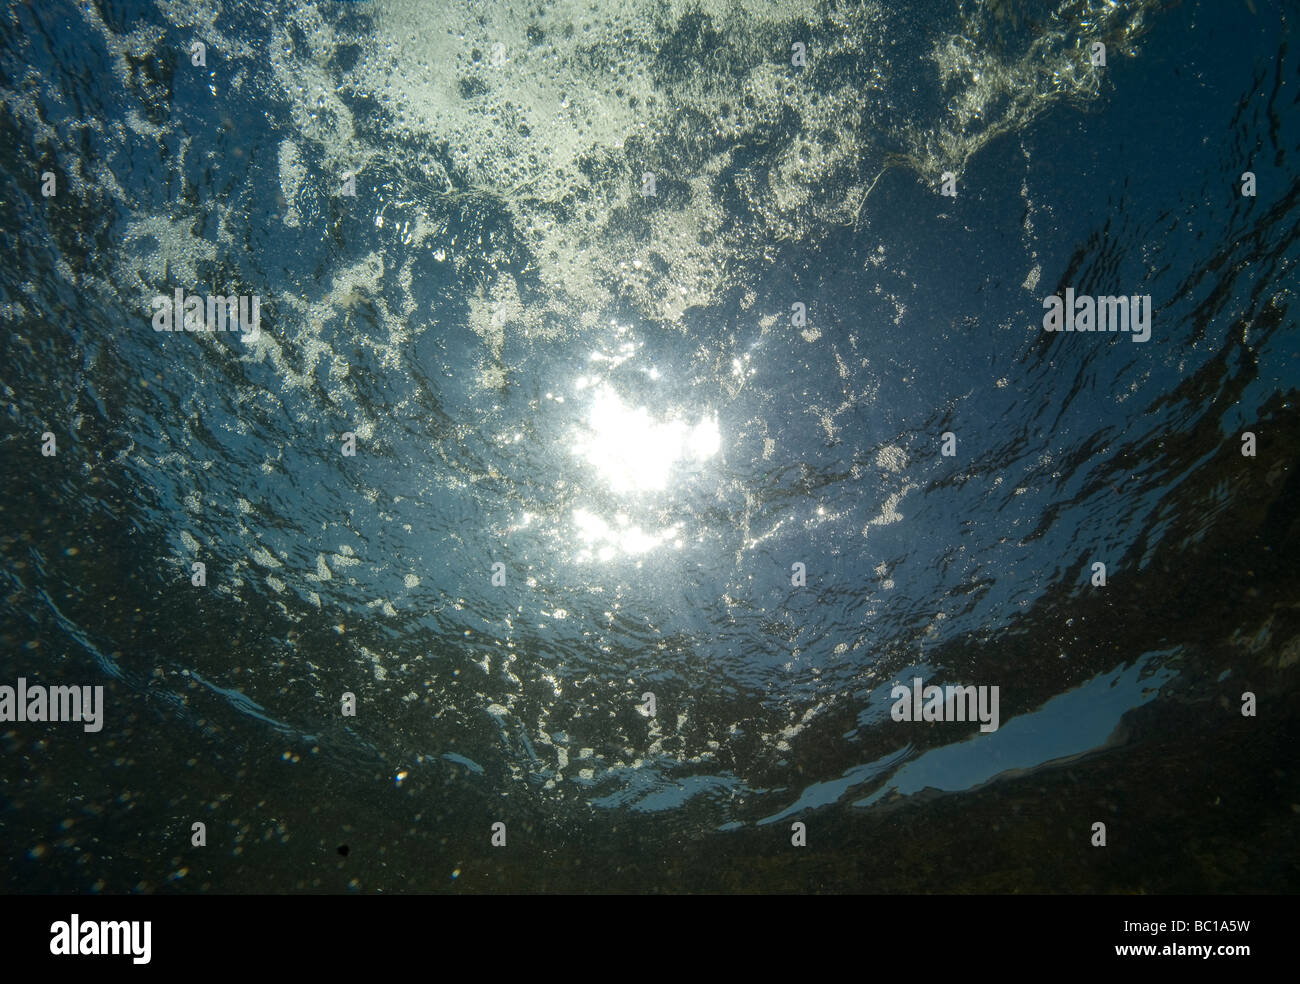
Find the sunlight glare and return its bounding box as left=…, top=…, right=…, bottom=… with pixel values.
left=573, top=384, right=719, bottom=495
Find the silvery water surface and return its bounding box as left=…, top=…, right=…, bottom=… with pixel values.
left=2, top=0, right=1298, bottom=892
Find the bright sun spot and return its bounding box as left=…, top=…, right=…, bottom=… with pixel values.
left=572, top=508, right=683, bottom=560
left=572, top=384, right=720, bottom=495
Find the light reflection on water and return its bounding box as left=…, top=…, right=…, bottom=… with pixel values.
left=556, top=332, right=722, bottom=561
left=571, top=382, right=720, bottom=497
left=1, top=0, right=1293, bottom=855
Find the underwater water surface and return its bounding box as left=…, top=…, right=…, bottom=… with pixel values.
left=1, top=0, right=1298, bottom=893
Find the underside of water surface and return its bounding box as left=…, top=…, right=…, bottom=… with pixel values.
left=1, top=0, right=1298, bottom=892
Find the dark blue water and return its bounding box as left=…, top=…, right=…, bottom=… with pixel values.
left=2, top=0, right=1298, bottom=892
